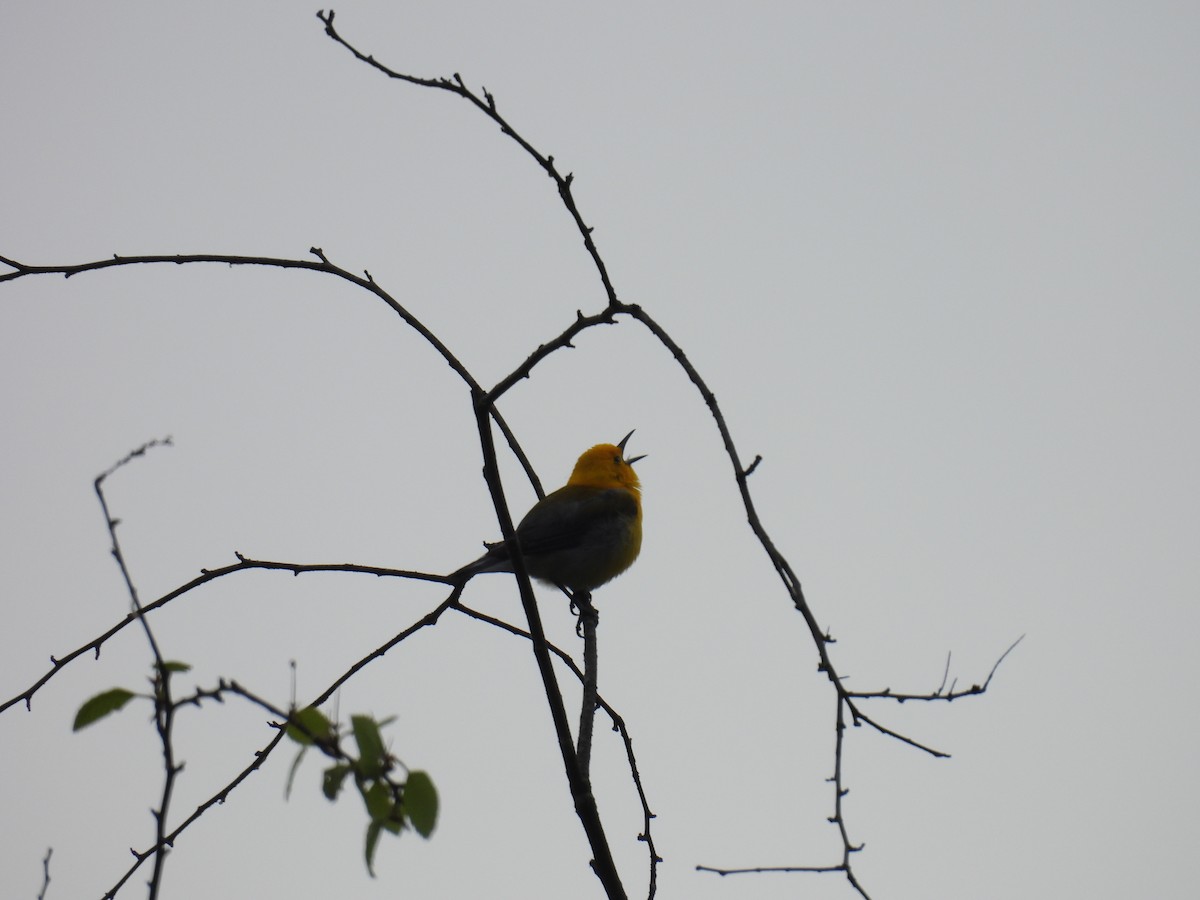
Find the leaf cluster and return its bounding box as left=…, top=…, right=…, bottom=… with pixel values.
left=285, top=707, right=438, bottom=875
left=74, top=669, right=438, bottom=878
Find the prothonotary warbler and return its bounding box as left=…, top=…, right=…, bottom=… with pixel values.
left=451, top=431, right=645, bottom=594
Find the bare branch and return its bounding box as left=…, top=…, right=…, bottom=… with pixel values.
left=36, top=848, right=52, bottom=900
left=575, top=593, right=599, bottom=783
left=0, top=555, right=451, bottom=716
left=846, top=636, right=1025, bottom=703
left=468, top=393, right=628, bottom=898
left=455, top=601, right=660, bottom=895
left=94, top=439, right=181, bottom=898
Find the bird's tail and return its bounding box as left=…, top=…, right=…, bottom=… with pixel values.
left=448, top=542, right=511, bottom=585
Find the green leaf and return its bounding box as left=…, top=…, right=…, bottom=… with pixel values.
left=161, top=660, right=191, bottom=673
left=362, top=779, right=393, bottom=823
left=286, top=707, right=333, bottom=747
left=380, top=814, right=404, bottom=835
left=351, top=715, right=386, bottom=778
left=322, top=764, right=351, bottom=801
left=73, top=688, right=136, bottom=731
left=405, top=770, right=438, bottom=838
left=364, top=820, right=383, bottom=878
left=284, top=746, right=307, bottom=800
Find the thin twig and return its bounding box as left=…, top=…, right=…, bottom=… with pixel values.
left=846, top=636, right=1025, bottom=702
left=0, top=554, right=451, bottom=716
left=575, top=592, right=599, bottom=783
left=455, top=601, right=660, bottom=896
left=37, top=848, right=52, bottom=900
left=94, top=439, right=179, bottom=898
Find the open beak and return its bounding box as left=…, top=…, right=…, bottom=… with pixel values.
left=618, top=429, right=647, bottom=465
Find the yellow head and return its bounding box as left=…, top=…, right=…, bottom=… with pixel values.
left=566, top=430, right=644, bottom=493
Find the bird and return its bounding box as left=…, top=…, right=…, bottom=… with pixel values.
left=451, top=431, right=645, bottom=594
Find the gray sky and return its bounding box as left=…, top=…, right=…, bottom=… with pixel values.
left=2, top=3, right=1198, bottom=899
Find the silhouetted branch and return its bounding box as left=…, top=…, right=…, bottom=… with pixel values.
left=94, top=440, right=180, bottom=898
left=0, top=248, right=545, bottom=501
left=36, top=848, right=52, bottom=900
left=846, top=635, right=1026, bottom=702
left=574, top=592, right=599, bottom=782
left=307, top=11, right=1023, bottom=897
left=456, top=601, right=660, bottom=893
left=0, top=554, right=451, bottom=716
left=468, top=393, right=628, bottom=898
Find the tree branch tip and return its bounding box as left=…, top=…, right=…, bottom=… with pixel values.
left=743, top=454, right=763, bottom=477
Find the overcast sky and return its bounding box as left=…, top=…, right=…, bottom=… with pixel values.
left=2, top=3, right=1198, bottom=899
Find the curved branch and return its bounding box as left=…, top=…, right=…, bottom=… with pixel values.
left=0, top=247, right=547, bottom=501
left=0, top=554, right=450, bottom=716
